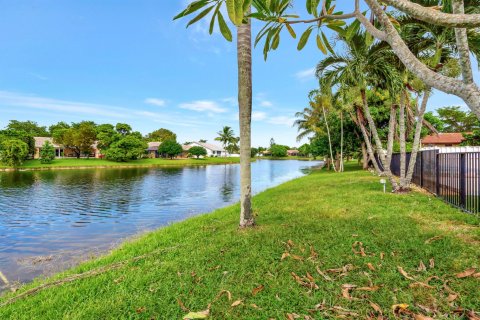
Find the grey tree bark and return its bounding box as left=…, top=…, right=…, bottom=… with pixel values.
left=322, top=105, right=337, bottom=172
left=356, top=107, right=382, bottom=174
left=398, top=91, right=407, bottom=189
left=237, top=14, right=254, bottom=228
left=405, top=88, right=431, bottom=186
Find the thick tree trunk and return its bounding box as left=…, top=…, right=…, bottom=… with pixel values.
left=361, top=142, right=369, bottom=170
left=237, top=16, right=254, bottom=228
left=356, top=106, right=381, bottom=174
left=405, top=88, right=431, bottom=186
left=398, top=91, right=407, bottom=189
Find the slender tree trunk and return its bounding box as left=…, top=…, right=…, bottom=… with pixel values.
left=386, top=103, right=397, bottom=169
left=322, top=105, right=336, bottom=172
left=237, top=14, right=254, bottom=228
left=399, top=91, right=407, bottom=189
left=356, top=107, right=381, bottom=173
left=361, top=142, right=369, bottom=170
left=405, top=87, right=431, bottom=185
left=340, top=110, right=344, bottom=172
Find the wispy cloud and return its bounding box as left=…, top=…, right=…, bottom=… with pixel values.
left=268, top=116, right=296, bottom=126
left=0, top=91, right=128, bottom=118
left=295, top=68, right=316, bottom=81
left=179, top=100, right=227, bottom=113
left=144, top=98, right=166, bottom=107
left=252, top=111, right=267, bottom=121
left=259, top=100, right=273, bottom=107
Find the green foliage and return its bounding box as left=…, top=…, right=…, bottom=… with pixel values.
left=461, top=130, right=480, bottom=146
left=105, top=136, right=147, bottom=162
left=145, top=128, right=177, bottom=143
left=115, top=123, right=132, bottom=136
left=0, top=139, right=29, bottom=167
left=270, top=144, right=288, bottom=157
left=53, top=121, right=97, bottom=158
left=215, top=126, right=238, bottom=154
left=39, top=141, right=56, bottom=164
left=0, top=129, right=35, bottom=155
left=49, top=122, right=70, bottom=135
left=298, top=143, right=310, bottom=156
left=159, top=140, right=183, bottom=159
left=7, top=120, right=49, bottom=136
left=188, top=146, right=208, bottom=158
left=436, top=106, right=480, bottom=132
left=250, top=147, right=259, bottom=157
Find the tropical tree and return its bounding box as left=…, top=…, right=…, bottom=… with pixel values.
left=270, top=144, right=288, bottom=157
left=189, top=146, right=208, bottom=159
left=215, top=126, right=236, bottom=155
left=6, top=120, right=49, bottom=136
left=40, top=141, right=56, bottom=164
left=175, top=0, right=258, bottom=228
left=52, top=121, right=97, bottom=158
left=436, top=106, right=480, bottom=132
left=158, top=140, right=183, bottom=159
left=105, top=135, right=147, bottom=162
left=0, top=139, right=28, bottom=167
left=145, top=128, right=177, bottom=142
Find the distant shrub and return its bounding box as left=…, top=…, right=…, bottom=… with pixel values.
left=159, top=140, right=183, bottom=159
left=270, top=144, right=288, bottom=157
left=189, top=146, right=207, bottom=159
left=40, top=141, right=56, bottom=164
left=0, top=139, right=29, bottom=167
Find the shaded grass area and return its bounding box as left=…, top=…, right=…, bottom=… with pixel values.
left=1, top=164, right=479, bottom=319
left=0, top=157, right=241, bottom=170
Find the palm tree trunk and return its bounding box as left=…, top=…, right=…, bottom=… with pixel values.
left=356, top=106, right=381, bottom=174
left=340, top=110, right=344, bottom=172
left=237, top=14, right=254, bottom=228
left=405, top=87, right=431, bottom=186
left=399, top=90, right=407, bottom=189
left=322, top=105, right=337, bottom=172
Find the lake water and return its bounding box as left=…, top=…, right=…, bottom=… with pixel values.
left=0, top=160, right=320, bottom=288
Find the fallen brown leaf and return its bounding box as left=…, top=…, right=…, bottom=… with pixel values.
left=136, top=307, right=146, bottom=314
left=392, top=303, right=409, bottom=314
left=287, top=239, right=295, bottom=249
left=281, top=252, right=290, bottom=260
left=341, top=284, right=357, bottom=300
left=231, top=300, right=242, bottom=307
left=417, top=261, right=427, bottom=272
left=286, top=313, right=300, bottom=319
left=380, top=252, right=385, bottom=260
left=467, top=311, right=480, bottom=320
left=291, top=254, right=304, bottom=261
left=425, top=235, right=443, bottom=244
left=369, top=301, right=382, bottom=314
left=252, top=285, right=264, bottom=296
left=367, top=263, right=376, bottom=271
left=352, top=241, right=367, bottom=257
left=456, top=268, right=476, bottom=278
left=429, top=258, right=435, bottom=269
left=214, top=290, right=232, bottom=302
left=398, top=266, right=416, bottom=281
left=474, top=273, right=480, bottom=278
left=448, top=294, right=458, bottom=302
left=414, top=315, right=434, bottom=320
left=357, top=286, right=380, bottom=291
left=409, top=282, right=435, bottom=289
left=183, top=309, right=210, bottom=320
left=316, top=266, right=333, bottom=281
left=309, top=246, right=318, bottom=260
left=250, top=303, right=262, bottom=310
left=177, top=298, right=190, bottom=312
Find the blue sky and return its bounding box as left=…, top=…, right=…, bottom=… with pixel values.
left=0, top=1, right=478, bottom=147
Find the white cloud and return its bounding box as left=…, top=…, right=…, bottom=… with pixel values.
left=252, top=111, right=267, bottom=121
left=268, top=116, right=296, bottom=126
left=295, top=68, right=316, bottom=81
left=260, top=100, right=273, bottom=107
left=144, top=98, right=166, bottom=107
left=179, top=100, right=227, bottom=113
left=0, top=91, right=128, bottom=118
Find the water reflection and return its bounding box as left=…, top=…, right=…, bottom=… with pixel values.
left=0, top=160, right=320, bottom=286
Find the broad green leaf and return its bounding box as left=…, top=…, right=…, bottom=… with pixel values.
left=326, top=24, right=345, bottom=35
left=316, top=34, right=327, bottom=54
left=209, top=3, right=221, bottom=34
left=345, top=19, right=360, bottom=41
left=217, top=12, right=233, bottom=42
left=174, top=0, right=209, bottom=20
left=226, top=0, right=244, bottom=26
left=243, top=0, right=252, bottom=13
left=187, top=5, right=214, bottom=28
left=321, top=31, right=334, bottom=54
left=297, top=27, right=313, bottom=51
left=365, top=31, right=373, bottom=47
left=311, top=0, right=320, bottom=17
left=286, top=24, right=296, bottom=39
left=272, top=28, right=281, bottom=50
left=306, top=0, right=312, bottom=14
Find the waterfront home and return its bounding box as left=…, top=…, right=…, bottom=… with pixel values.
left=186, top=141, right=228, bottom=157
left=33, top=137, right=102, bottom=159
left=147, top=142, right=161, bottom=158
left=422, top=133, right=466, bottom=147
left=287, top=150, right=300, bottom=156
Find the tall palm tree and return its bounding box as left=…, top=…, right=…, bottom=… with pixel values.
left=175, top=1, right=256, bottom=228
left=215, top=126, right=236, bottom=156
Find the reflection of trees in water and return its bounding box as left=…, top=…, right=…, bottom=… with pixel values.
left=219, top=165, right=236, bottom=202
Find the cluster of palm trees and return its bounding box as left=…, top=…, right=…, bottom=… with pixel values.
left=296, top=8, right=478, bottom=192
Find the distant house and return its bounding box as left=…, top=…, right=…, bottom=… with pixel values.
left=33, top=137, right=101, bottom=159
left=147, top=142, right=161, bottom=158
left=422, top=133, right=466, bottom=147
left=287, top=150, right=299, bottom=156
left=185, top=142, right=228, bottom=157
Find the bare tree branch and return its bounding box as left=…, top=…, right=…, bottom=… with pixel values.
left=452, top=0, right=475, bottom=84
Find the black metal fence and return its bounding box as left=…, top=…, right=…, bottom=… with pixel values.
left=390, top=150, right=480, bottom=214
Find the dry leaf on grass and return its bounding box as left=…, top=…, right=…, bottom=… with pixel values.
left=398, top=267, right=416, bottom=281
left=183, top=309, right=210, bottom=320
left=213, top=290, right=232, bottom=302
left=357, top=286, right=380, bottom=291
left=291, top=254, right=304, bottom=261
left=252, top=285, right=264, bottom=296
left=414, top=315, right=434, bottom=320
left=473, top=273, right=480, bottom=278
left=456, top=268, right=477, bottom=278
left=380, top=252, right=385, bottom=260
left=281, top=252, right=290, bottom=260
left=231, top=300, right=242, bottom=307
left=286, top=313, right=300, bottom=319
left=369, top=301, right=382, bottom=314
left=417, top=261, right=427, bottom=272
left=367, top=263, right=376, bottom=271
left=429, top=258, right=435, bottom=269
left=177, top=298, right=190, bottom=312
left=316, top=266, right=333, bottom=281
left=448, top=294, right=458, bottom=302
left=392, top=303, right=409, bottom=314
left=425, top=235, right=443, bottom=244
left=341, top=284, right=357, bottom=300
left=250, top=303, right=262, bottom=310
left=467, top=311, right=480, bottom=320
left=352, top=241, right=367, bottom=257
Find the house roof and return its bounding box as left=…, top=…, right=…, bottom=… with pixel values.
left=147, top=142, right=161, bottom=151
left=422, top=133, right=466, bottom=145
left=287, top=150, right=299, bottom=153
left=189, top=142, right=225, bottom=152
left=34, top=137, right=61, bottom=148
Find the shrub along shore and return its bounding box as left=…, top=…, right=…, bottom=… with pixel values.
left=0, top=157, right=242, bottom=171
left=0, top=164, right=479, bottom=319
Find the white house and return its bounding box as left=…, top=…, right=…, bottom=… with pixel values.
left=185, top=142, right=229, bottom=157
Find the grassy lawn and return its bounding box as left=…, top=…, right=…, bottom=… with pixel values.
left=1, top=164, right=479, bottom=319
left=0, top=157, right=241, bottom=170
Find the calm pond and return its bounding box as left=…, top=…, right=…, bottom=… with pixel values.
left=0, top=160, right=320, bottom=288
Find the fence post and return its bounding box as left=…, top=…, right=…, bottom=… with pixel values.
left=460, top=153, right=466, bottom=208
left=435, top=153, right=440, bottom=196
left=420, top=151, right=424, bottom=188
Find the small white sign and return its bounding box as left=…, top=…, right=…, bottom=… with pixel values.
left=380, top=179, right=386, bottom=184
